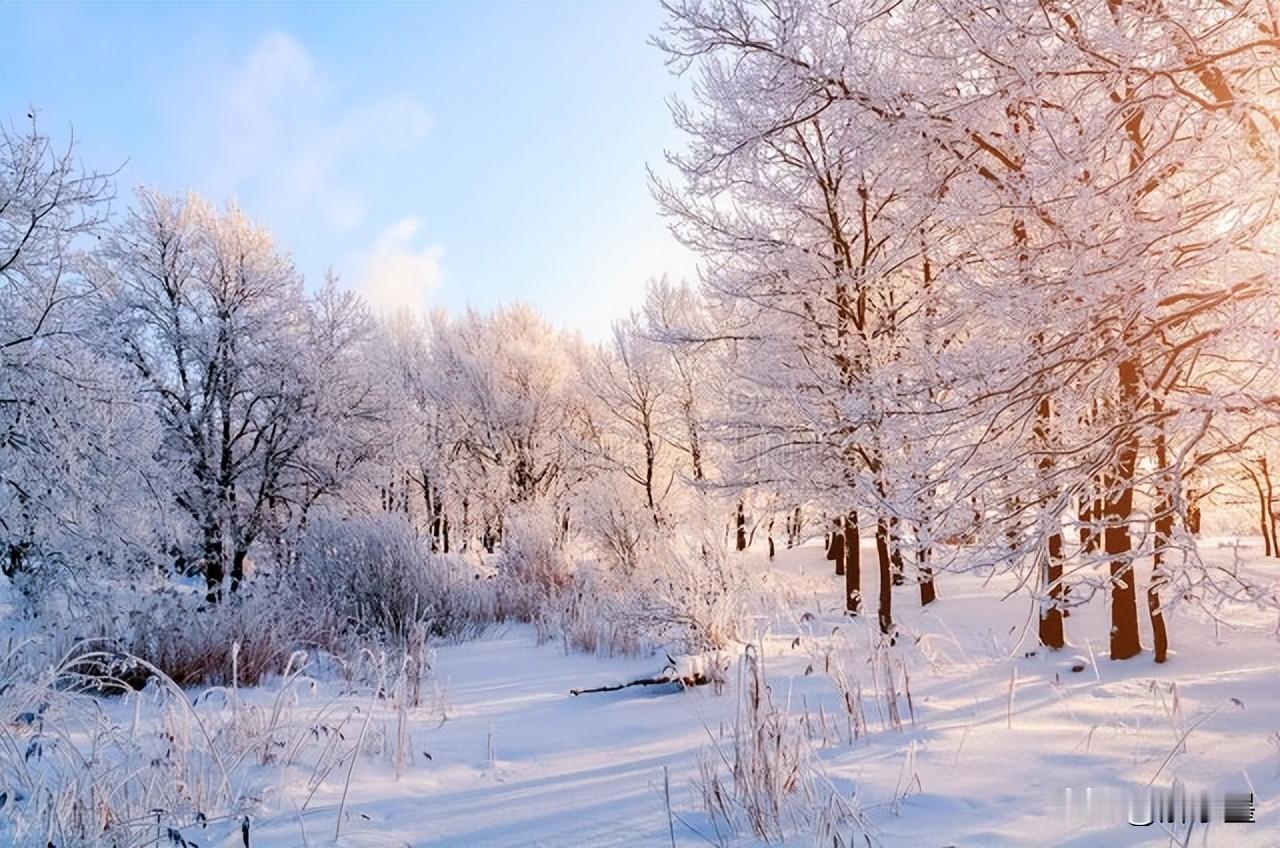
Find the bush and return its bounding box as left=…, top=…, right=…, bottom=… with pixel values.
left=75, top=579, right=332, bottom=690
left=532, top=570, right=648, bottom=657
left=292, top=514, right=496, bottom=642
left=493, top=508, right=576, bottom=622
left=628, top=535, right=747, bottom=654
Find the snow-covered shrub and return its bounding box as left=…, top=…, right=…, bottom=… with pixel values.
left=573, top=477, right=653, bottom=575
left=56, top=578, right=335, bottom=690
left=492, top=507, right=576, bottom=623
left=533, top=569, right=648, bottom=657
left=292, top=514, right=495, bottom=642
left=628, top=535, right=748, bottom=654
left=113, top=584, right=326, bottom=688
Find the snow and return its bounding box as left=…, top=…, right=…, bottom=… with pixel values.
left=48, top=537, right=1273, bottom=847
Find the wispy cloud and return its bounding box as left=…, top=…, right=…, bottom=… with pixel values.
left=185, top=31, right=431, bottom=236
left=357, top=217, right=444, bottom=315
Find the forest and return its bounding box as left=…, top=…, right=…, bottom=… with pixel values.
left=1, top=1, right=1277, bottom=846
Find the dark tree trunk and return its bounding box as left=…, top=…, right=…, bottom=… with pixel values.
left=826, top=522, right=845, bottom=576
left=767, top=520, right=775, bottom=561
left=461, top=498, right=470, bottom=552
left=1149, top=411, right=1174, bottom=663
left=1039, top=531, right=1065, bottom=649
left=1244, top=465, right=1272, bottom=557
left=875, top=517, right=893, bottom=638
left=844, top=512, right=860, bottom=614
left=1150, top=506, right=1172, bottom=664
left=203, top=523, right=224, bottom=604
left=1034, top=394, right=1064, bottom=649
left=1089, top=492, right=1104, bottom=553
left=889, top=517, right=905, bottom=586
left=918, top=543, right=936, bottom=607
left=735, top=502, right=747, bottom=551
left=1078, top=493, right=1093, bottom=553
left=230, top=548, right=247, bottom=594
left=1250, top=459, right=1277, bottom=557
left=1105, top=358, right=1143, bottom=661
left=1263, top=458, right=1277, bottom=556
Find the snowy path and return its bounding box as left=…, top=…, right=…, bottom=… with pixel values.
left=246, top=631, right=729, bottom=847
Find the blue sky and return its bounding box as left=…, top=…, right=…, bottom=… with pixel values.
left=1, top=1, right=696, bottom=336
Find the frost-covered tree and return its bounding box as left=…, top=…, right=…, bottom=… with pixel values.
left=102, top=191, right=318, bottom=601
left=0, top=119, right=163, bottom=597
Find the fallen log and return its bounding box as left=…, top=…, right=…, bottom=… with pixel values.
left=570, top=671, right=712, bottom=696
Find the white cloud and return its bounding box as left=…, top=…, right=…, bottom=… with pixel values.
left=184, top=32, right=431, bottom=236
left=357, top=218, right=444, bottom=315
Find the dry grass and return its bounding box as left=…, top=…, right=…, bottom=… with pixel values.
left=0, top=646, right=367, bottom=846
left=695, top=646, right=868, bottom=844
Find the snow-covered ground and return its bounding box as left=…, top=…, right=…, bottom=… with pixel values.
left=4, top=538, right=1277, bottom=847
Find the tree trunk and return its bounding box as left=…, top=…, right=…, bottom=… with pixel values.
left=844, top=511, right=861, bottom=614
left=1149, top=510, right=1172, bottom=663
left=875, top=517, right=893, bottom=638
left=1253, top=459, right=1277, bottom=557
left=1035, top=394, right=1064, bottom=649
left=1147, top=409, right=1174, bottom=663
left=203, top=522, right=224, bottom=604
left=1078, top=493, right=1093, bottom=554
left=918, top=542, right=936, bottom=607
left=1185, top=487, right=1202, bottom=536
left=1263, top=458, right=1277, bottom=557
left=230, top=548, right=247, bottom=594
left=1105, top=358, right=1143, bottom=661
left=889, top=517, right=905, bottom=586
left=1039, top=532, right=1065, bottom=649
left=735, top=502, right=747, bottom=552
left=1244, top=464, right=1272, bottom=557
left=826, top=522, right=845, bottom=576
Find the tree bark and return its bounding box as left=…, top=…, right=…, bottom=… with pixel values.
left=875, top=517, right=893, bottom=638
left=1035, top=394, right=1064, bottom=649
left=844, top=512, right=861, bottom=614
left=1259, top=458, right=1269, bottom=558
left=230, top=548, right=247, bottom=594
left=1105, top=358, right=1143, bottom=661
left=1039, top=532, right=1065, bottom=649
left=203, top=521, right=224, bottom=604
left=1150, top=503, right=1173, bottom=664
left=735, top=502, right=747, bottom=552
left=889, top=517, right=905, bottom=586
left=1185, top=487, right=1202, bottom=536
left=918, top=542, right=936, bottom=607
left=1254, top=459, right=1277, bottom=557
left=826, top=521, right=845, bottom=576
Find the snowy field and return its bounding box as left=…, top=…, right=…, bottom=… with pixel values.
left=4, top=537, right=1273, bottom=848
